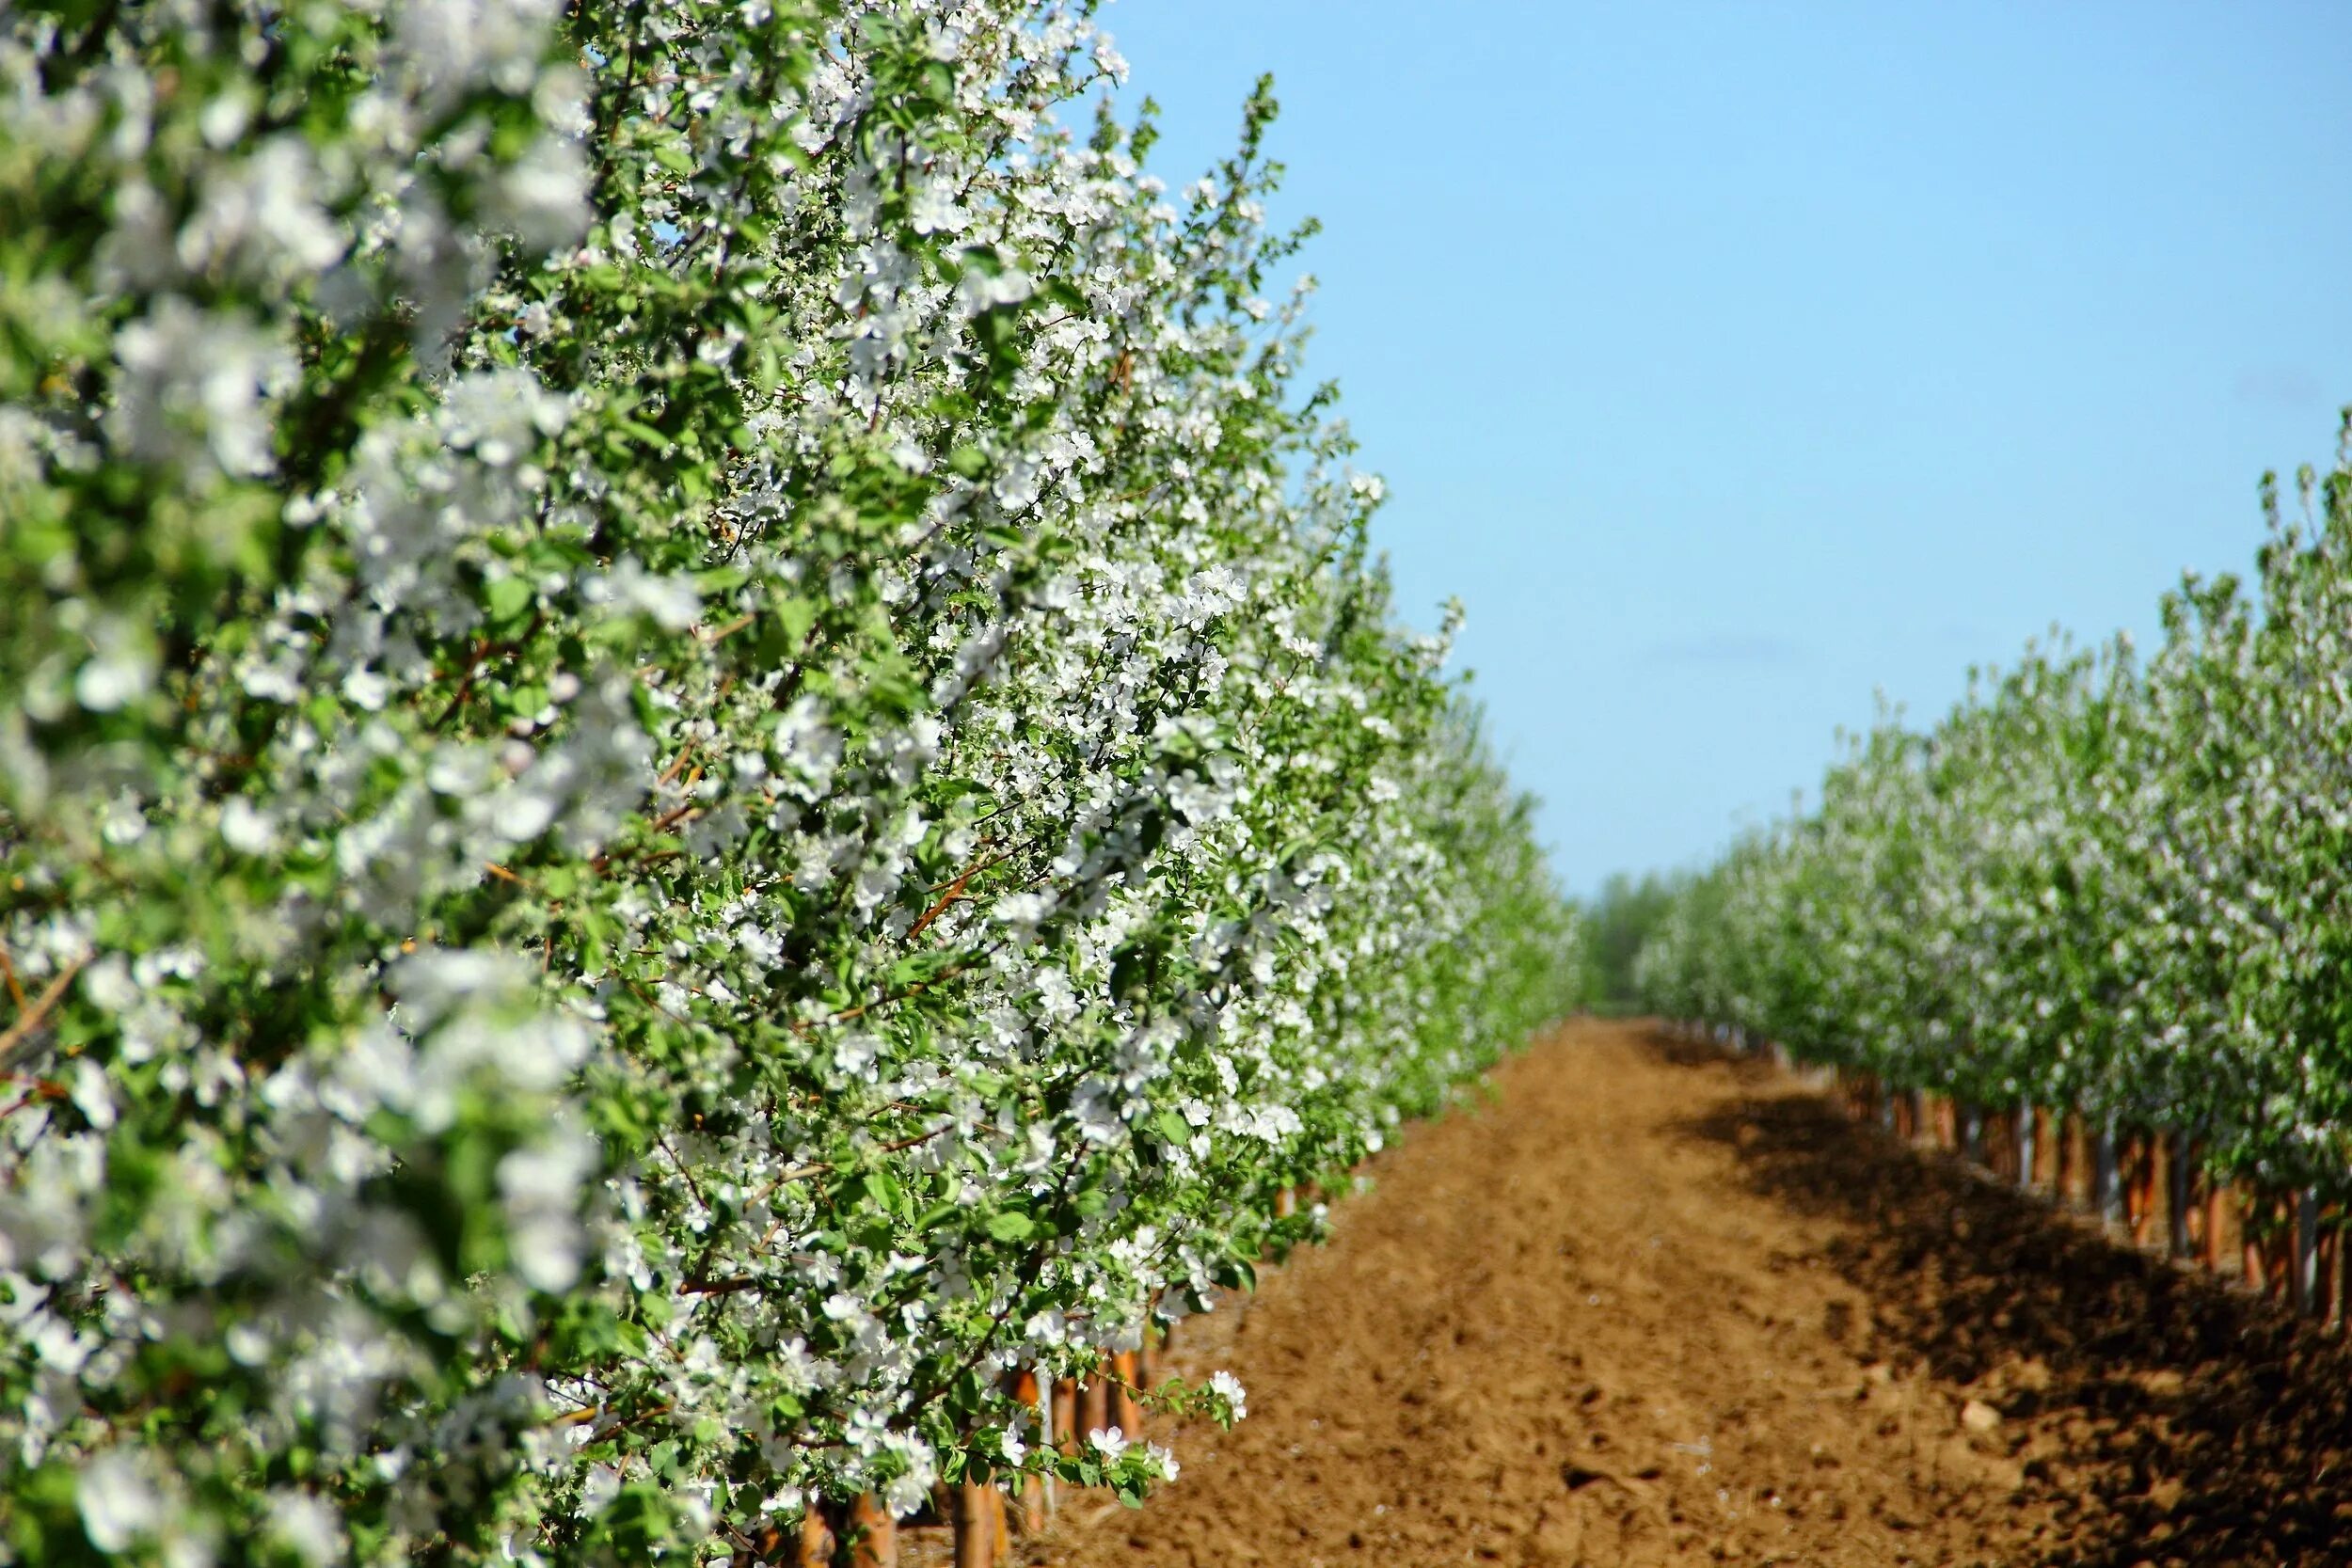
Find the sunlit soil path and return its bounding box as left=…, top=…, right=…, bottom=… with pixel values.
left=1018, top=1019, right=2352, bottom=1567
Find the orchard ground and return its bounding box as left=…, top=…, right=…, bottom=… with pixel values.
left=992, top=1020, right=2352, bottom=1567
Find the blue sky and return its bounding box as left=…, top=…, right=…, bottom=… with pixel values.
left=1095, top=0, right=2352, bottom=895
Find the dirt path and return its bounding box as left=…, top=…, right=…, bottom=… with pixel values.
left=1029, top=1019, right=2352, bottom=1568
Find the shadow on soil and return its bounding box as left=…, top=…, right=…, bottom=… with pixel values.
left=1648, top=1028, right=2352, bottom=1568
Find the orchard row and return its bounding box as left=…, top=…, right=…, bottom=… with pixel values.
left=1639, top=420, right=2352, bottom=1304
left=0, top=3, right=1572, bottom=1563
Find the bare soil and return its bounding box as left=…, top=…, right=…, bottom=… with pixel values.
left=1016, top=1019, right=2352, bottom=1567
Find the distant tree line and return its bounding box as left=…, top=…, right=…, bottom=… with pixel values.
left=1573, top=871, right=1681, bottom=1012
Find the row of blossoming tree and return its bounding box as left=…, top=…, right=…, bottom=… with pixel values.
left=1636, top=420, right=2352, bottom=1312
left=0, top=2, right=1577, bottom=1562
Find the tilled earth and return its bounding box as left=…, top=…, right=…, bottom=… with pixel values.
left=1015, top=1019, right=2352, bottom=1567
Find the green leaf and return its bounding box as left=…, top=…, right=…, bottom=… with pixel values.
left=485, top=576, right=534, bottom=624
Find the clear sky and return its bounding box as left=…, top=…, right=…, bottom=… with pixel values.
left=1095, top=0, right=2352, bottom=896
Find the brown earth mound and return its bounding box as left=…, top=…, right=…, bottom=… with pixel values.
left=1009, top=1019, right=2352, bottom=1567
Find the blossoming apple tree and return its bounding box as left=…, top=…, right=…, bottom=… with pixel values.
left=0, top=2, right=1574, bottom=1561
left=1639, top=427, right=2352, bottom=1297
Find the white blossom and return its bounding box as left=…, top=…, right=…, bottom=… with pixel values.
left=77, top=1449, right=165, bottom=1553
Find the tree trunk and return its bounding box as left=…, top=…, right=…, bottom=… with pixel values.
left=1075, top=1371, right=1111, bottom=1445
left=1111, top=1349, right=1144, bottom=1437
left=2094, top=1122, right=2121, bottom=1227
left=2316, top=1215, right=2343, bottom=1329
left=2263, top=1191, right=2293, bottom=1305
left=2130, top=1131, right=2160, bottom=1246
left=950, top=1483, right=995, bottom=1568
left=2166, top=1133, right=2191, bottom=1259
left=2058, top=1111, right=2089, bottom=1210
left=1136, top=1307, right=1160, bottom=1391
left=1011, top=1371, right=1048, bottom=1532
left=2238, top=1180, right=2265, bottom=1288
left=2198, top=1165, right=2229, bottom=1275
left=2291, top=1191, right=2318, bottom=1313
left=796, top=1509, right=834, bottom=1568
left=845, top=1495, right=897, bottom=1568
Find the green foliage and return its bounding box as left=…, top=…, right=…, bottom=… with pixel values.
left=0, top=2, right=1574, bottom=1562
left=1573, top=871, right=1680, bottom=1012
left=1640, top=414, right=2352, bottom=1206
